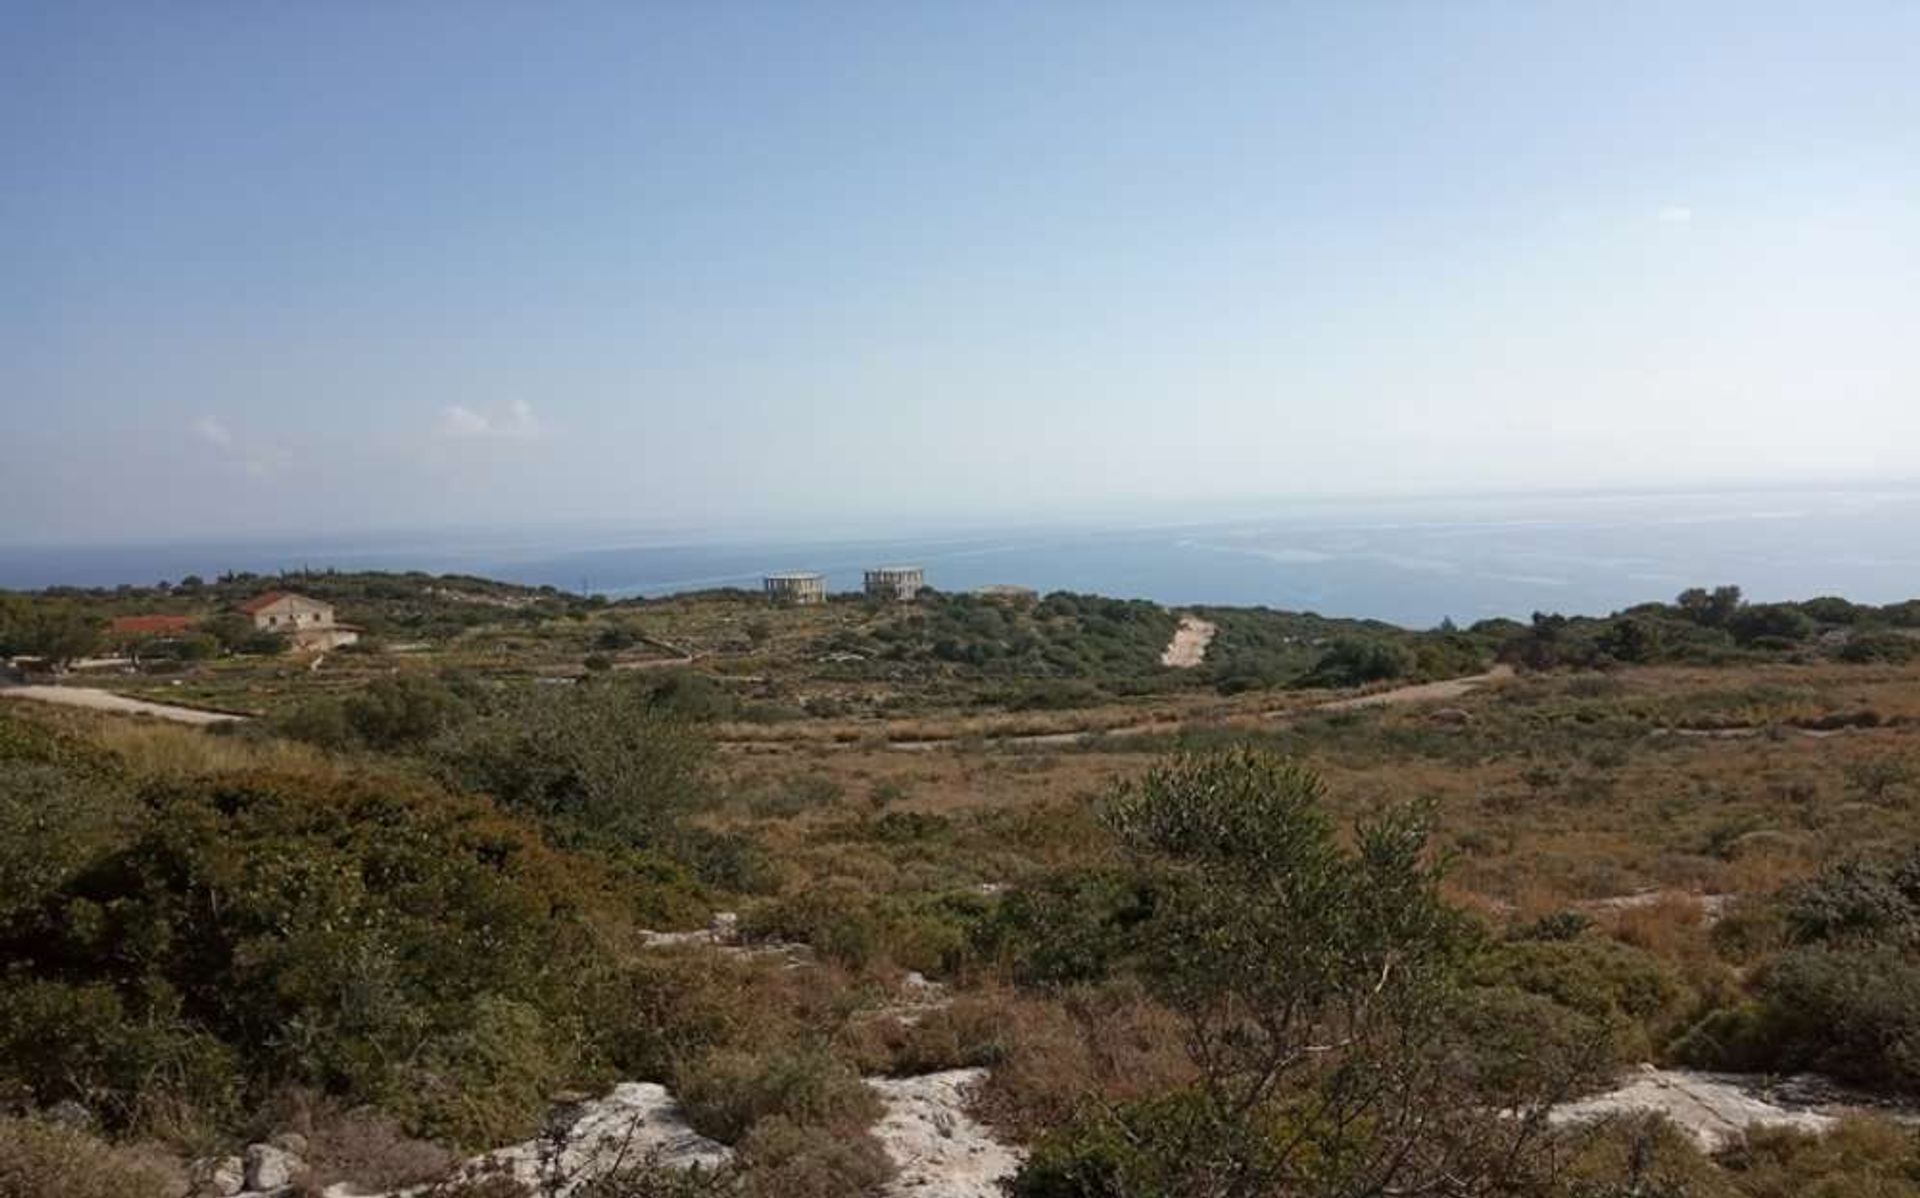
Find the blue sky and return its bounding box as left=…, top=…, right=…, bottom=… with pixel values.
left=4, top=1, right=1917, bottom=544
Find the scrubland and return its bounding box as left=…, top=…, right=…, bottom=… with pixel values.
left=3, top=578, right=1919, bottom=1196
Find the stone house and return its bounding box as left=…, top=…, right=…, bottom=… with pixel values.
left=238, top=591, right=360, bottom=650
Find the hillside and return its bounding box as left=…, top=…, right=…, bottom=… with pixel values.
left=3, top=574, right=1920, bottom=1195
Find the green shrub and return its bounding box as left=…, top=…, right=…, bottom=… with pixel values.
left=1010, top=1089, right=1240, bottom=1198
left=1014, top=749, right=1564, bottom=1197
left=0, top=978, right=240, bottom=1130
left=274, top=674, right=471, bottom=752
left=0, top=762, right=136, bottom=924
left=1783, top=852, right=1920, bottom=949
left=1751, top=946, right=1920, bottom=1091
left=969, top=871, right=1155, bottom=985
left=0, top=769, right=645, bottom=1144
left=675, top=1047, right=880, bottom=1144
left=431, top=682, right=711, bottom=853
left=0, top=1116, right=185, bottom=1198
left=733, top=1114, right=891, bottom=1198
left=1720, top=1116, right=1920, bottom=1196
left=1837, top=633, right=1918, bottom=664
left=1300, top=636, right=1414, bottom=687
left=1677, top=852, right=1920, bottom=1092
left=1480, top=938, right=1692, bottom=1063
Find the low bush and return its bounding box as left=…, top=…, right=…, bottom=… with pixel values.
left=1719, top=1116, right=1920, bottom=1196
left=732, top=1114, right=891, bottom=1198
left=0, top=1116, right=186, bottom=1198
left=967, top=870, right=1156, bottom=985
left=0, top=769, right=676, bottom=1145
left=1479, top=937, right=1696, bottom=1064
left=1008, top=749, right=1573, bottom=1196
left=740, top=884, right=982, bottom=975
left=675, top=1046, right=879, bottom=1144
left=430, top=681, right=712, bottom=854
left=1749, top=946, right=1920, bottom=1091
left=1675, top=851, right=1920, bottom=1092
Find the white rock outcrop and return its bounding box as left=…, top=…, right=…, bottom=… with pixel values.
left=323, top=1082, right=729, bottom=1198
left=1549, top=1067, right=1836, bottom=1152
left=197, top=1155, right=246, bottom=1197
left=464, top=1082, right=731, bottom=1195
left=639, top=912, right=812, bottom=966
left=244, top=1142, right=301, bottom=1191
left=868, top=1069, right=1024, bottom=1198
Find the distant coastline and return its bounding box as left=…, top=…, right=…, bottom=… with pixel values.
left=6, top=486, right=1920, bottom=628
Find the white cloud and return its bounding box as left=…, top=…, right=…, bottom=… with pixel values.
left=194, top=417, right=234, bottom=448
left=1656, top=205, right=1694, bottom=225
left=193, top=416, right=287, bottom=477
left=437, top=400, right=544, bottom=440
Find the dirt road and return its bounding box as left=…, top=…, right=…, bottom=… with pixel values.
left=1312, top=664, right=1514, bottom=711
left=884, top=665, right=1515, bottom=752
left=0, top=685, right=245, bottom=726
left=1159, top=616, right=1217, bottom=668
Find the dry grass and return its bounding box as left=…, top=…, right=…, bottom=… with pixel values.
left=255, top=1089, right=458, bottom=1193
left=0, top=1117, right=187, bottom=1198
left=91, top=720, right=333, bottom=778
left=722, top=659, right=1920, bottom=927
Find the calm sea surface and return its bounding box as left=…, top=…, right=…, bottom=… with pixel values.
left=6, top=488, right=1919, bottom=628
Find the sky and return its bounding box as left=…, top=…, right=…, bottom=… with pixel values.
left=4, top=1, right=1919, bottom=546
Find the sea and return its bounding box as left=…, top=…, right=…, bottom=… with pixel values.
left=5, top=487, right=1919, bottom=629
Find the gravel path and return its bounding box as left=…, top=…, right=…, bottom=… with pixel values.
left=0, top=684, right=244, bottom=726
left=1312, top=665, right=1513, bottom=711
left=1159, top=616, right=1217, bottom=668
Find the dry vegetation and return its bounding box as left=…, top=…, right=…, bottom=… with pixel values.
left=5, top=577, right=1920, bottom=1196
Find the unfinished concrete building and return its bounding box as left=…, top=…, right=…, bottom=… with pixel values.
left=863, top=565, right=925, bottom=602
left=763, top=571, right=826, bottom=605
left=975, top=584, right=1037, bottom=604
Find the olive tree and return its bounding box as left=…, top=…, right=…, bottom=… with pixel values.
left=1014, top=749, right=1583, bottom=1198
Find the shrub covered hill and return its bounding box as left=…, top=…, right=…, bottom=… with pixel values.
left=3, top=574, right=1920, bottom=1196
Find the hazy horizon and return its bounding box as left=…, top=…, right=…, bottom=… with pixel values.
left=8, top=3, right=1920, bottom=545
left=7, top=485, right=1919, bottom=628
left=5, top=474, right=1918, bottom=553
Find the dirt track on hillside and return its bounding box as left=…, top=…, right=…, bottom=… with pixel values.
left=1313, top=664, right=1515, bottom=711
left=882, top=665, right=1516, bottom=752
left=0, top=685, right=244, bottom=726
left=1159, top=616, right=1218, bottom=668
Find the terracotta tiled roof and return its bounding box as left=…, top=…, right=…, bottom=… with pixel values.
left=237, top=591, right=299, bottom=615
left=110, top=614, right=198, bottom=636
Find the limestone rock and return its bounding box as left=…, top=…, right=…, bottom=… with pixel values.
left=245, top=1142, right=302, bottom=1191
left=44, top=1099, right=95, bottom=1131
left=435, top=1082, right=730, bottom=1197
left=1549, top=1066, right=1836, bottom=1152
left=193, top=1155, right=246, bottom=1197
left=868, top=1069, right=1024, bottom=1197
left=269, top=1131, right=311, bottom=1157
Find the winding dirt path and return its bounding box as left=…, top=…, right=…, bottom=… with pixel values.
left=0, top=685, right=245, bottom=726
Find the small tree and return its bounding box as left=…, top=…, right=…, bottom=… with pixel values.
left=1013, top=750, right=1576, bottom=1197
left=1, top=602, right=103, bottom=669
left=1675, top=585, right=1742, bottom=628
left=431, top=681, right=711, bottom=852
left=1597, top=617, right=1660, bottom=664
left=1302, top=637, right=1412, bottom=688
left=1726, top=603, right=1814, bottom=647
left=1504, top=612, right=1571, bottom=672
